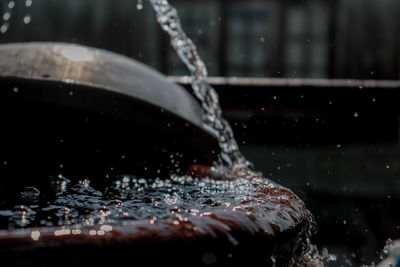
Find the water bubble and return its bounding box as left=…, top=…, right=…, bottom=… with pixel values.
left=13, top=87, right=19, bottom=93
left=25, top=0, right=32, bottom=7
left=353, top=112, right=359, bottom=118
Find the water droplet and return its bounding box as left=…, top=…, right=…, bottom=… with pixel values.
left=31, top=230, right=40, bottom=241
left=136, top=0, right=143, bottom=10
left=23, top=15, right=31, bottom=24
left=260, top=37, right=265, bottom=42
left=25, top=0, right=32, bottom=7
left=353, top=112, right=359, bottom=118
left=3, top=12, right=11, bottom=21
left=0, top=23, right=9, bottom=34
left=13, top=87, right=18, bottom=93
left=8, top=1, right=15, bottom=9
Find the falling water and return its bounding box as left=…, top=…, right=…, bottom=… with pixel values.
left=145, top=0, right=334, bottom=265
left=148, top=0, right=250, bottom=168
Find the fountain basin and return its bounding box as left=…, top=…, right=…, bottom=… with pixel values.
left=0, top=43, right=313, bottom=266
left=0, top=166, right=312, bottom=266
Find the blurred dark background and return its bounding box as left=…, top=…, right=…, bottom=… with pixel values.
left=1, top=0, right=400, bottom=266
left=1, top=0, right=399, bottom=79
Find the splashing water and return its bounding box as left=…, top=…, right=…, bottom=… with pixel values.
left=0, top=0, right=331, bottom=265
left=144, top=0, right=333, bottom=265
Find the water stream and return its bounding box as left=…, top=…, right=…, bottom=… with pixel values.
left=145, top=0, right=335, bottom=265
left=148, top=0, right=250, bottom=169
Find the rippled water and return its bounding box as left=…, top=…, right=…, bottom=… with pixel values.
left=0, top=167, right=319, bottom=265
left=3, top=170, right=308, bottom=233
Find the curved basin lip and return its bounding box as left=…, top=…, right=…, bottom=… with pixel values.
left=0, top=41, right=213, bottom=136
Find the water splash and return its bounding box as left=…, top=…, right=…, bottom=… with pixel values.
left=144, top=0, right=325, bottom=265
left=302, top=244, right=337, bottom=266
left=0, top=173, right=311, bottom=232
left=0, top=1, right=321, bottom=265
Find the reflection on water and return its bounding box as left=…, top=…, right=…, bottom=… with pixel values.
left=1, top=169, right=310, bottom=233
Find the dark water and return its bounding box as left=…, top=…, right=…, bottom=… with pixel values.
left=0, top=166, right=320, bottom=265
left=1, top=168, right=311, bottom=234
